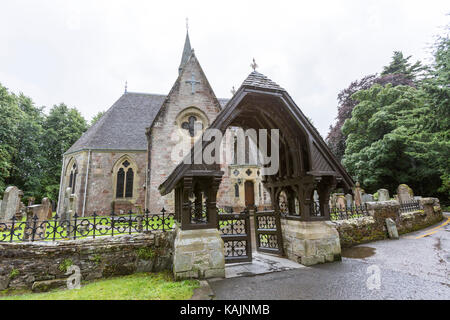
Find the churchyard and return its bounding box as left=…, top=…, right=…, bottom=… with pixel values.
left=0, top=180, right=444, bottom=298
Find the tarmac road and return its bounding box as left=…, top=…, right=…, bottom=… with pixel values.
left=209, top=214, right=450, bottom=300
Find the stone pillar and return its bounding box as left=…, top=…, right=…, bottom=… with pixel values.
left=280, top=219, right=341, bottom=266
left=172, top=224, right=225, bottom=280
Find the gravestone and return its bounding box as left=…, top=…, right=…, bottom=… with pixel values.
left=60, top=187, right=72, bottom=222
left=345, top=194, right=353, bottom=207
left=66, top=194, right=78, bottom=239
left=378, top=189, right=390, bottom=202
left=362, top=193, right=374, bottom=204
left=336, top=196, right=346, bottom=209
left=330, top=194, right=337, bottom=209
left=24, top=198, right=53, bottom=241
left=385, top=218, right=399, bottom=240
left=0, top=186, right=22, bottom=223
left=353, top=182, right=363, bottom=206
left=397, top=184, right=414, bottom=203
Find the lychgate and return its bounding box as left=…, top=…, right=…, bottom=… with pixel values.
left=159, top=71, right=354, bottom=280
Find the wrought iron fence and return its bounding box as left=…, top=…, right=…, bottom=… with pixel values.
left=330, top=204, right=369, bottom=221
left=399, top=200, right=422, bottom=213
left=0, top=209, right=174, bottom=243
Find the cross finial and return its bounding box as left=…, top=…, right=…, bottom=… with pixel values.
left=186, top=17, right=189, bottom=32
left=124, top=81, right=128, bottom=94
left=231, top=86, right=236, bottom=96
left=251, top=58, right=258, bottom=71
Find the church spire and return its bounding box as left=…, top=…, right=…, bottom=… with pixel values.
left=178, top=19, right=192, bottom=75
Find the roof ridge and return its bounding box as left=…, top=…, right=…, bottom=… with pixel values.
left=241, top=71, right=285, bottom=91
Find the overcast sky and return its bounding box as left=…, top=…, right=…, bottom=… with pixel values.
left=1, top=0, right=449, bottom=137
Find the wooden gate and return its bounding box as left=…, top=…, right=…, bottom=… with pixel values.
left=254, top=209, right=283, bottom=255
left=218, top=210, right=252, bottom=264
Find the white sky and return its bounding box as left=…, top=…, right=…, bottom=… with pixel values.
left=1, top=0, right=449, bottom=137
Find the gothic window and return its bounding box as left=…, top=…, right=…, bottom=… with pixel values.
left=68, top=163, right=77, bottom=193
left=125, top=168, right=134, bottom=198
left=234, top=184, right=240, bottom=198
left=114, top=158, right=136, bottom=199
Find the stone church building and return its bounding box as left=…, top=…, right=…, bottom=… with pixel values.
left=57, top=31, right=270, bottom=217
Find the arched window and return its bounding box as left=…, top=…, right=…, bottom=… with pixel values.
left=115, top=159, right=135, bottom=199
left=234, top=184, right=240, bottom=198
left=68, top=162, right=78, bottom=193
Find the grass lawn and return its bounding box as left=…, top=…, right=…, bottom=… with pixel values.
left=0, top=272, right=199, bottom=300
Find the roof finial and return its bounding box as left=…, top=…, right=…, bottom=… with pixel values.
left=186, top=17, right=189, bottom=32
left=251, top=58, right=258, bottom=72
left=124, top=81, right=128, bottom=94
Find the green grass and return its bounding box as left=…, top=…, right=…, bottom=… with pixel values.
left=0, top=272, right=199, bottom=300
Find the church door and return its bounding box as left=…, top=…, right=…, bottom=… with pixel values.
left=245, top=181, right=255, bottom=207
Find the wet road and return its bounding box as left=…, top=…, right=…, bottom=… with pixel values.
left=210, top=214, right=450, bottom=300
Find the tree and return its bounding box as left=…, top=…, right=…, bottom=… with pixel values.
left=342, top=84, right=435, bottom=193
left=327, top=52, right=420, bottom=160
left=41, top=104, right=87, bottom=201
left=90, top=111, right=105, bottom=127
left=0, top=84, right=21, bottom=194
left=6, top=93, right=47, bottom=199
left=381, top=51, right=425, bottom=81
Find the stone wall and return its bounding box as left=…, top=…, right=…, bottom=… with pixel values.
left=332, top=198, right=443, bottom=248
left=0, top=232, right=174, bottom=291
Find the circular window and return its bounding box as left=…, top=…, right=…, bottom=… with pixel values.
left=175, top=107, right=209, bottom=138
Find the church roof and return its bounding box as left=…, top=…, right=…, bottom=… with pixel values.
left=65, top=92, right=229, bottom=155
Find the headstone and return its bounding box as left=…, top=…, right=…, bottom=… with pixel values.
left=362, top=193, right=374, bottom=204
left=67, top=194, right=78, bottom=239
left=60, top=187, right=72, bottom=222
left=397, top=184, right=414, bottom=203
left=0, top=186, right=22, bottom=223
left=330, top=194, right=337, bottom=209
left=354, top=182, right=363, bottom=206
left=336, top=196, right=346, bottom=210
left=377, top=189, right=390, bottom=202
left=385, top=218, right=399, bottom=240
left=24, top=198, right=52, bottom=241
left=345, top=194, right=353, bottom=207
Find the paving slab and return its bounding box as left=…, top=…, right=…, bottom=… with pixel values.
left=223, top=252, right=305, bottom=279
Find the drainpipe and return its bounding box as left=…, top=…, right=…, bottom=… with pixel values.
left=82, top=150, right=92, bottom=217
left=56, top=156, right=66, bottom=216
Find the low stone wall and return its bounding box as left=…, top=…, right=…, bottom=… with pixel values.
left=0, top=232, right=174, bottom=291
left=332, top=198, right=443, bottom=248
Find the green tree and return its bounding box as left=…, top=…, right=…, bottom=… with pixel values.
left=0, top=84, right=21, bottom=194
left=41, top=104, right=87, bottom=201
left=90, top=111, right=105, bottom=127
left=6, top=94, right=46, bottom=199
left=381, top=51, right=425, bottom=81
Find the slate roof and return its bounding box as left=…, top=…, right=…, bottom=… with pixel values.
left=65, top=92, right=229, bottom=154
left=242, top=71, right=285, bottom=91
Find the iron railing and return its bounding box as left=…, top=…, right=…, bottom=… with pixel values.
left=399, top=200, right=422, bottom=213
left=330, top=204, right=369, bottom=221
left=0, top=209, right=174, bottom=243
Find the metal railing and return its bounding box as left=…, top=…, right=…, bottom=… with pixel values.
left=399, top=200, right=422, bottom=213
left=0, top=209, right=174, bottom=243
left=330, top=204, right=370, bottom=221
